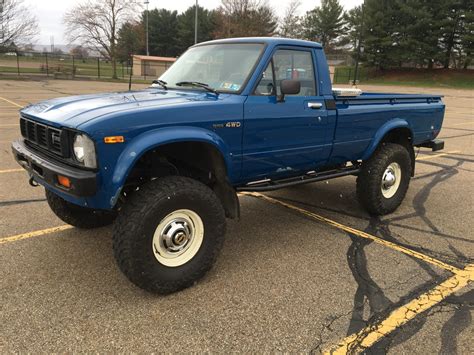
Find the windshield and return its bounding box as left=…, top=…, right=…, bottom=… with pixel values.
left=159, top=43, right=264, bottom=93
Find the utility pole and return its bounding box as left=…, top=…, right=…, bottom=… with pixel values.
left=145, top=0, right=150, bottom=56
left=194, top=0, right=198, bottom=44
left=352, top=0, right=365, bottom=86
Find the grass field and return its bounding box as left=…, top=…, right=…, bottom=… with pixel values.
left=0, top=54, right=130, bottom=79
left=334, top=67, right=474, bottom=89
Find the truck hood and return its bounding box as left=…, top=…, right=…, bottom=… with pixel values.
left=20, top=88, right=221, bottom=128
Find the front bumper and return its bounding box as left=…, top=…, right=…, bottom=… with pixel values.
left=11, top=139, right=97, bottom=197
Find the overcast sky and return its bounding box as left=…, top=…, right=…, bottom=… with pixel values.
left=23, top=0, right=363, bottom=45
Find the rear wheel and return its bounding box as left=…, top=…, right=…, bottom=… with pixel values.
left=46, top=189, right=117, bottom=229
left=356, top=143, right=412, bottom=215
left=112, top=176, right=226, bottom=294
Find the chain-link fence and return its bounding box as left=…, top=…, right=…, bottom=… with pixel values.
left=1, top=50, right=374, bottom=84
left=0, top=51, right=138, bottom=80
left=333, top=66, right=371, bottom=85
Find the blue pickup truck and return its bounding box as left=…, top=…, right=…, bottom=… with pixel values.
left=12, top=38, right=445, bottom=293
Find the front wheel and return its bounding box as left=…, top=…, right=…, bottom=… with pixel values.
left=356, top=143, right=412, bottom=215
left=112, top=176, right=226, bottom=294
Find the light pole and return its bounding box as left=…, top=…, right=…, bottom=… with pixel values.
left=145, top=0, right=150, bottom=56
left=194, top=0, right=198, bottom=44
left=352, top=0, right=365, bottom=86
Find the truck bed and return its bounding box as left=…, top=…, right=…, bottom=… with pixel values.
left=328, top=91, right=445, bottom=165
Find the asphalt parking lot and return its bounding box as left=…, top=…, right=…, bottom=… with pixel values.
left=0, top=79, right=472, bottom=353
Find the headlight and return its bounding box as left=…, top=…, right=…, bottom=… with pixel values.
left=73, top=134, right=97, bottom=168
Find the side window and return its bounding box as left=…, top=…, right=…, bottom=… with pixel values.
left=273, top=50, right=316, bottom=96
left=254, top=61, right=274, bottom=96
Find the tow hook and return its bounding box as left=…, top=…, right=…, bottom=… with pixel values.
left=29, top=176, right=39, bottom=187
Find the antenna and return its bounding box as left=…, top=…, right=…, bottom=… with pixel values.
left=128, top=55, right=133, bottom=91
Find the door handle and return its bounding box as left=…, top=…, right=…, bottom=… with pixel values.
left=307, top=102, right=322, bottom=109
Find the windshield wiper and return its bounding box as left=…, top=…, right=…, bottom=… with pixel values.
left=152, top=79, right=168, bottom=90
left=175, top=81, right=219, bottom=95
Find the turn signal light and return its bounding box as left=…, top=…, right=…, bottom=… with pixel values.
left=104, top=136, right=125, bottom=144
left=57, top=175, right=71, bottom=188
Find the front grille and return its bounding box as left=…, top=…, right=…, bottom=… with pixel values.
left=20, top=116, right=65, bottom=156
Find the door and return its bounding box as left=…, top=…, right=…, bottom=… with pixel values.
left=242, top=47, right=331, bottom=180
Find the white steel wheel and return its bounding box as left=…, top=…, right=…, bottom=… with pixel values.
left=152, top=209, right=204, bottom=267
left=381, top=162, right=401, bottom=198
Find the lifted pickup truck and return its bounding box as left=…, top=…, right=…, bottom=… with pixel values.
left=12, top=38, right=445, bottom=293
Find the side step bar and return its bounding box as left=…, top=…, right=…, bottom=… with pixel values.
left=237, top=167, right=360, bottom=192
left=416, top=139, right=444, bottom=152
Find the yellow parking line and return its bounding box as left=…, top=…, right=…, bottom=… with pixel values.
left=0, top=225, right=74, bottom=245
left=0, top=96, right=23, bottom=108
left=0, top=168, right=24, bottom=174
left=242, top=192, right=472, bottom=353
left=241, top=192, right=460, bottom=273
left=416, top=150, right=461, bottom=161
left=324, top=264, right=474, bottom=354
left=241, top=192, right=472, bottom=353
left=449, top=121, right=473, bottom=126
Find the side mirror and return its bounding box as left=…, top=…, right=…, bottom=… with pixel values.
left=278, top=79, right=301, bottom=102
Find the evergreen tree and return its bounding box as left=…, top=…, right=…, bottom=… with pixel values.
left=435, top=0, right=472, bottom=68
left=341, top=5, right=363, bottom=50
left=459, top=0, right=473, bottom=68
left=176, top=6, right=217, bottom=53
left=117, top=22, right=145, bottom=62
left=302, top=0, right=346, bottom=50
left=362, top=0, right=398, bottom=69
left=392, top=0, right=438, bottom=68
left=147, top=9, right=179, bottom=57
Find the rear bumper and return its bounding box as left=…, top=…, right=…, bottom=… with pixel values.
left=416, top=139, right=444, bottom=152
left=11, top=139, right=97, bottom=197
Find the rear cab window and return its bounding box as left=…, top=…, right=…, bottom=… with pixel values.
left=254, top=48, right=317, bottom=97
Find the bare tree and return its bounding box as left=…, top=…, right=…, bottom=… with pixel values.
left=214, top=0, right=278, bottom=38
left=0, top=0, right=38, bottom=50
left=279, top=0, right=303, bottom=39
left=63, top=0, right=141, bottom=78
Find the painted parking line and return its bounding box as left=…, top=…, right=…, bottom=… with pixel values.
left=449, top=121, right=473, bottom=127
left=0, top=96, right=23, bottom=108
left=241, top=192, right=461, bottom=273
left=241, top=192, right=472, bottom=354
left=324, top=264, right=474, bottom=354
left=0, top=169, right=24, bottom=174
left=0, top=225, right=74, bottom=245
left=416, top=150, right=461, bottom=161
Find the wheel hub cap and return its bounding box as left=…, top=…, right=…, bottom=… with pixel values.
left=162, top=219, right=192, bottom=252
left=381, top=162, right=402, bottom=199
left=152, top=209, right=204, bottom=267
left=382, top=169, right=397, bottom=189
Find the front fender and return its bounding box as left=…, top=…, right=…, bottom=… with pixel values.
left=362, top=118, right=413, bottom=160
left=108, top=126, right=232, bottom=205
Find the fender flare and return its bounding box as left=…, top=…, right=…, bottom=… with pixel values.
left=362, top=118, right=414, bottom=160
left=108, top=126, right=233, bottom=205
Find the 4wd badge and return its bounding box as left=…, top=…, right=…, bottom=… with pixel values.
left=225, top=121, right=241, bottom=128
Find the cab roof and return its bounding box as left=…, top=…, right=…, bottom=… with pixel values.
left=194, top=37, right=323, bottom=49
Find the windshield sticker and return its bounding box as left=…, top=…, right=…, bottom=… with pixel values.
left=220, top=82, right=233, bottom=89
left=220, top=82, right=241, bottom=91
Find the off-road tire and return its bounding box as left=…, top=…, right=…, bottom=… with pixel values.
left=46, top=189, right=117, bottom=229
left=112, top=176, right=226, bottom=294
left=356, top=143, right=412, bottom=215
